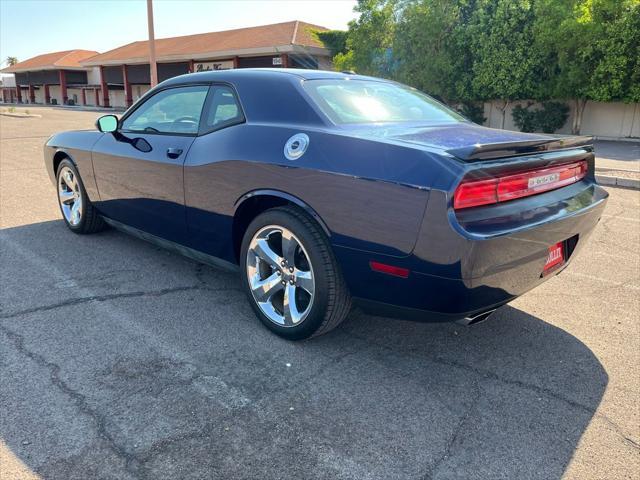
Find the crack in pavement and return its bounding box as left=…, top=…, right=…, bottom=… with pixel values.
left=0, top=284, right=242, bottom=320
left=0, top=322, right=145, bottom=479
left=344, top=330, right=640, bottom=453
left=421, top=379, right=482, bottom=480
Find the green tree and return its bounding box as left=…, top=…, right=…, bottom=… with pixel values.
left=334, top=0, right=398, bottom=75
left=315, top=30, right=349, bottom=58
left=467, top=0, right=545, bottom=128
left=5, top=56, right=18, bottom=66
left=334, top=0, right=639, bottom=133
left=538, top=0, right=640, bottom=133
left=393, top=0, right=474, bottom=104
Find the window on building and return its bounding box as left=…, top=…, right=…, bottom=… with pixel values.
left=122, top=85, right=209, bottom=135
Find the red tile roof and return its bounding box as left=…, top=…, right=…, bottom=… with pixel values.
left=82, top=20, right=330, bottom=66
left=1, top=50, right=99, bottom=73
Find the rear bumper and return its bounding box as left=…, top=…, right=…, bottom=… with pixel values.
left=335, top=181, right=608, bottom=322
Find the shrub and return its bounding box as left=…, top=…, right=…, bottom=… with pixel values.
left=512, top=102, right=569, bottom=133
left=8, top=106, right=15, bottom=113
left=535, top=101, right=570, bottom=133
left=512, top=103, right=537, bottom=132
left=457, top=102, right=486, bottom=124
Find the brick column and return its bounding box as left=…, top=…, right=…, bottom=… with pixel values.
left=122, top=65, right=133, bottom=107
left=16, top=86, right=22, bottom=103
left=58, top=70, right=68, bottom=105
left=232, top=56, right=239, bottom=69
left=99, top=66, right=110, bottom=107
left=81, top=88, right=86, bottom=106
left=44, top=84, right=51, bottom=104
left=280, top=54, right=289, bottom=68
left=28, top=84, right=35, bottom=103
left=188, top=60, right=195, bottom=73
left=95, top=88, right=100, bottom=106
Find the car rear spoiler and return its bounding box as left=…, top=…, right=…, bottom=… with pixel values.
left=447, top=135, right=594, bottom=161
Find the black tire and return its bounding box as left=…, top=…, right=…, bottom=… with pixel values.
left=56, top=159, right=106, bottom=234
left=240, top=206, right=351, bottom=340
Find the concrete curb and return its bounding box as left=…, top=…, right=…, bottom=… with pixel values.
left=596, top=175, right=640, bottom=189
left=0, top=112, right=42, bottom=118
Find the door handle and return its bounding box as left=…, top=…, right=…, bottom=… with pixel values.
left=166, top=147, right=183, bottom=159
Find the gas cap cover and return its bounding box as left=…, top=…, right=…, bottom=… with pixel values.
left=284, top=133, right=309, bottom=160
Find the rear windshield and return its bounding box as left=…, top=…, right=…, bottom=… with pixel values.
left=303, top=79, right=464, bottom=125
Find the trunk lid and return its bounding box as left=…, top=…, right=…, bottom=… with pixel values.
left=350, top=122, right=593, bottom=161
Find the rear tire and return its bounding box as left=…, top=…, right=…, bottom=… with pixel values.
left=56, top=159, right=105, bottom=234
left=240, top=206, right=351, bottom=340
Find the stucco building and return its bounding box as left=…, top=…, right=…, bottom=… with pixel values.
left=1, top=50, right=100, bottom=106
left=80, top=20, right=331, bottom=108
left=1, top=20, right=331, bottom=108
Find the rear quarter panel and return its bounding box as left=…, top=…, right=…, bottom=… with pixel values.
left=184, top=124, right=444, bottom=261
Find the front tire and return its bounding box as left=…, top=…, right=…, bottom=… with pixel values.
left=240, top=206, right=351, bottom=340
left=56, top=159, right=105, bottom=234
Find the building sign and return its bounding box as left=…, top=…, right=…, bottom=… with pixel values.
left=194, top=60, right=234, bottom=72
left=272, top=57, right=283, bottom=66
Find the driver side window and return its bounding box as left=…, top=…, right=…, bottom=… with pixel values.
left=121, top=86, right=208, bottom=135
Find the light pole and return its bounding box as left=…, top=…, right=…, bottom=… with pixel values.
left=147, top=0, right=158, bottom=87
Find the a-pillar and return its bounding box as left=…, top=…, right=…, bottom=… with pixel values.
left=28, top=84, right=35, bottom=103
left=44, top=84, right=51, bottom=104
left=122, top=65, right=133, bottom=107
left=99, top=66, right=110, bottom=107
left=59, top=70, right=68, bottom=105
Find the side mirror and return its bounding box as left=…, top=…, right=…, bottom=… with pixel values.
left=96, top=115, right=118, bottom=133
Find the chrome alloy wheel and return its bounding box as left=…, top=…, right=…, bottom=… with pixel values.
left=58, top=166, right=83, bottom=226
left=246, top=225, right=315, bottom=326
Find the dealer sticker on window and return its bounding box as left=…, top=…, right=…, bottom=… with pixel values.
left=528, top=172, right=561, bottom=189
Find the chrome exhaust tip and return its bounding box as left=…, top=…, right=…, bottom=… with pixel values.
left=457, top=308, right=497, bottom=326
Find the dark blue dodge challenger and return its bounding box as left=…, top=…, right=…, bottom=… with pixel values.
left=45, top=69, right=608, bottom=339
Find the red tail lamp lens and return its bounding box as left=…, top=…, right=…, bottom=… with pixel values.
left=369, top=261, right=410, bottom=278
left=454, top=160, right=588, bottom=210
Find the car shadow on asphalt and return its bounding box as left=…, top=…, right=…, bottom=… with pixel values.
left=0, top=220, right=608, bottom=479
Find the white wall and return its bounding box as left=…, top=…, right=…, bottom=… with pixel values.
left=0, top=74, right=16, bottom=87
left=133, top=84, right=151, bottom=101
left=67, top=88, right=83, bottom=105
left=109, top=89, right=125, bottom=108
left=49, top=85, right=61, bottom=105
left=87, top=67, right=101, bottom=85
left=483, top=100, right=639, bottom=138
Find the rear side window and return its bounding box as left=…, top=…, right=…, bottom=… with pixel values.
left=203, top=86, right=244, bottom=131
left=121, top=85, right=208, bottom=135
left=303, top=79, right=464, bottom=125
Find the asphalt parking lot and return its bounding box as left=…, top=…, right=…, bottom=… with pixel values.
left=1, top=108, right=638, bottom=480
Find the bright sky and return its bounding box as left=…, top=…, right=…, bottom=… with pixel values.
left=0, top=0, right=358, bottom=67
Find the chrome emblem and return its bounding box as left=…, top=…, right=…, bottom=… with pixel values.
left=284, top=133, right=309, bottom=160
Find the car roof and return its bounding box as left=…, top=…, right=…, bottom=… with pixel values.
left=161, top=68, right=382, bottom=87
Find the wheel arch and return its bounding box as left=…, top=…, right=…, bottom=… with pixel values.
left=231, top=189, right=331, bottom=262
left=52, top=149, right=75, bottom=176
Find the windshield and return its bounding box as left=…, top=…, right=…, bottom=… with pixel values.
left=303, top=79, right=464, bottom=125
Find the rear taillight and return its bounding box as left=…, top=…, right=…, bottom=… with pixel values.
left=453, top=160, right=588, bottom=210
